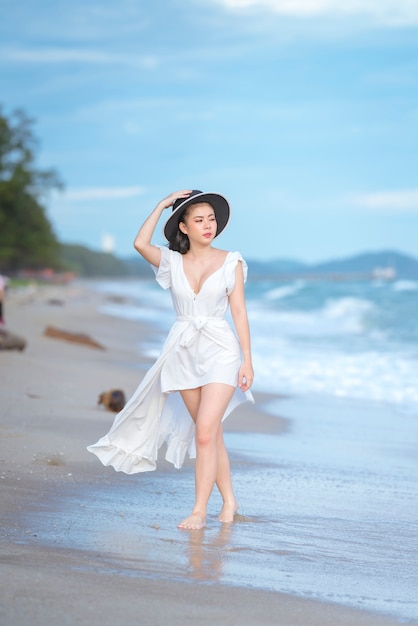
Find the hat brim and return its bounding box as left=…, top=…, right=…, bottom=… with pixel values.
left=163, top=192, right=230, bottom=242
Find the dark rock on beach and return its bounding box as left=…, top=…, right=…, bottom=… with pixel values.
left=0, top=328, right=27, bottom=351
left=98, top=389, right=126, bottom=412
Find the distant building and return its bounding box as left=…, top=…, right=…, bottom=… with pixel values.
left=101, top=233, right=116, bottom=254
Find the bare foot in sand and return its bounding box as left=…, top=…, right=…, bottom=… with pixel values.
left=218, top=500, right=239, bottom=523
left=178, top=512, right=206, bottom=530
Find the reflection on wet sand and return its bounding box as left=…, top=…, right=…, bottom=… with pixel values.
left=186, top=523, right=233, bottom=581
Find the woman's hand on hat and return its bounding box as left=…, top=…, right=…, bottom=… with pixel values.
left=161, top=190, right=193, bottom=209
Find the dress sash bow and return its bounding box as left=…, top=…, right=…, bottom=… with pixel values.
left=176, top=315, right=224, bottom=348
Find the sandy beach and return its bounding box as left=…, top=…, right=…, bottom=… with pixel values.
left=0, top=282, right=415, bottom=626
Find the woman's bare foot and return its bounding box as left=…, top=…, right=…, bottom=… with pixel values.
left=218, top=500, right=239, bottom=523
left=178, top=512, right=206, bottom=530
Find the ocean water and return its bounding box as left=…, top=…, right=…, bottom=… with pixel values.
left=86, top=272, right=418, bottom=621
left=94, top=273, right=418, bottom=416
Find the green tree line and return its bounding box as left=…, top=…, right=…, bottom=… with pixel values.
left=0, top=107, right=62, bottom=272
left=0, top=106, right=129, bottom=277
left=60, top=243, right=128, bottom=277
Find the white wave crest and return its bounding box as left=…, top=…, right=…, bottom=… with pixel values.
left=252, top=342, right=418, bottom=412
left=393, top=280, right=418, bottom=292
left=249, top=296, right=374, bottom=337
left=264, top=280, right=305, bottom=302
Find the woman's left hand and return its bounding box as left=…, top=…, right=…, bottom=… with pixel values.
left=238, top=362, right=254, bottom=392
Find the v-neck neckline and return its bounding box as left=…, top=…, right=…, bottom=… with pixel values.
left=181, top=252, right=230, bottom=296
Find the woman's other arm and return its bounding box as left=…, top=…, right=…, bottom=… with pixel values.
left=229, top=262, right=254, bottom=392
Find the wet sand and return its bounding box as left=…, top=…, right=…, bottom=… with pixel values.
left=0, top=283, right=414, bottom=626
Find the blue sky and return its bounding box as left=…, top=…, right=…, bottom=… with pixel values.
left=1, top=0, right=418, bottom=262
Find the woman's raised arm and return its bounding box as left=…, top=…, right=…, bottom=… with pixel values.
left=133, top=190, right=192, bottom=266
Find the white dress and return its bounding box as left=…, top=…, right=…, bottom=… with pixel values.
left=87, top=247, right=254, bottom=474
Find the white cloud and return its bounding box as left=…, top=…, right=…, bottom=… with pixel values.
left=212, top=0, right=418, bottom=25
left=60, top=186, right=146, bottom=201
left=353, top=189, right=418, bottom=212
left=0, top=46, right=158, bottom=69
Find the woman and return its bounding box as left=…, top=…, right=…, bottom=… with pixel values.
left=88, top=189, right=254, bottom=530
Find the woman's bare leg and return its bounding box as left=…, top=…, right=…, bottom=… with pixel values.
left=215, top=425, right=239, bottom=522
left=179, top=383, right=235, bottom=530
left=181, top=387, right=238, bottom=523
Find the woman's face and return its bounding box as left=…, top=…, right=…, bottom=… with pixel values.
left=179, top=202, right=217, bottom=243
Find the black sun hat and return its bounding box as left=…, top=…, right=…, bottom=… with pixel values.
left=163, top=190, right=230, bottom=242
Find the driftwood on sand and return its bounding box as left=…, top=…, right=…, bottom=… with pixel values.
left=43, top=326, right=105, bottom=350
left=0, top=328, right=27, bottom=351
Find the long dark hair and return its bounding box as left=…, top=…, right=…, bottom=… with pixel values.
left=168, top=203, right=209, bottom=254
left=168, top=208, right=191, bottom=254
